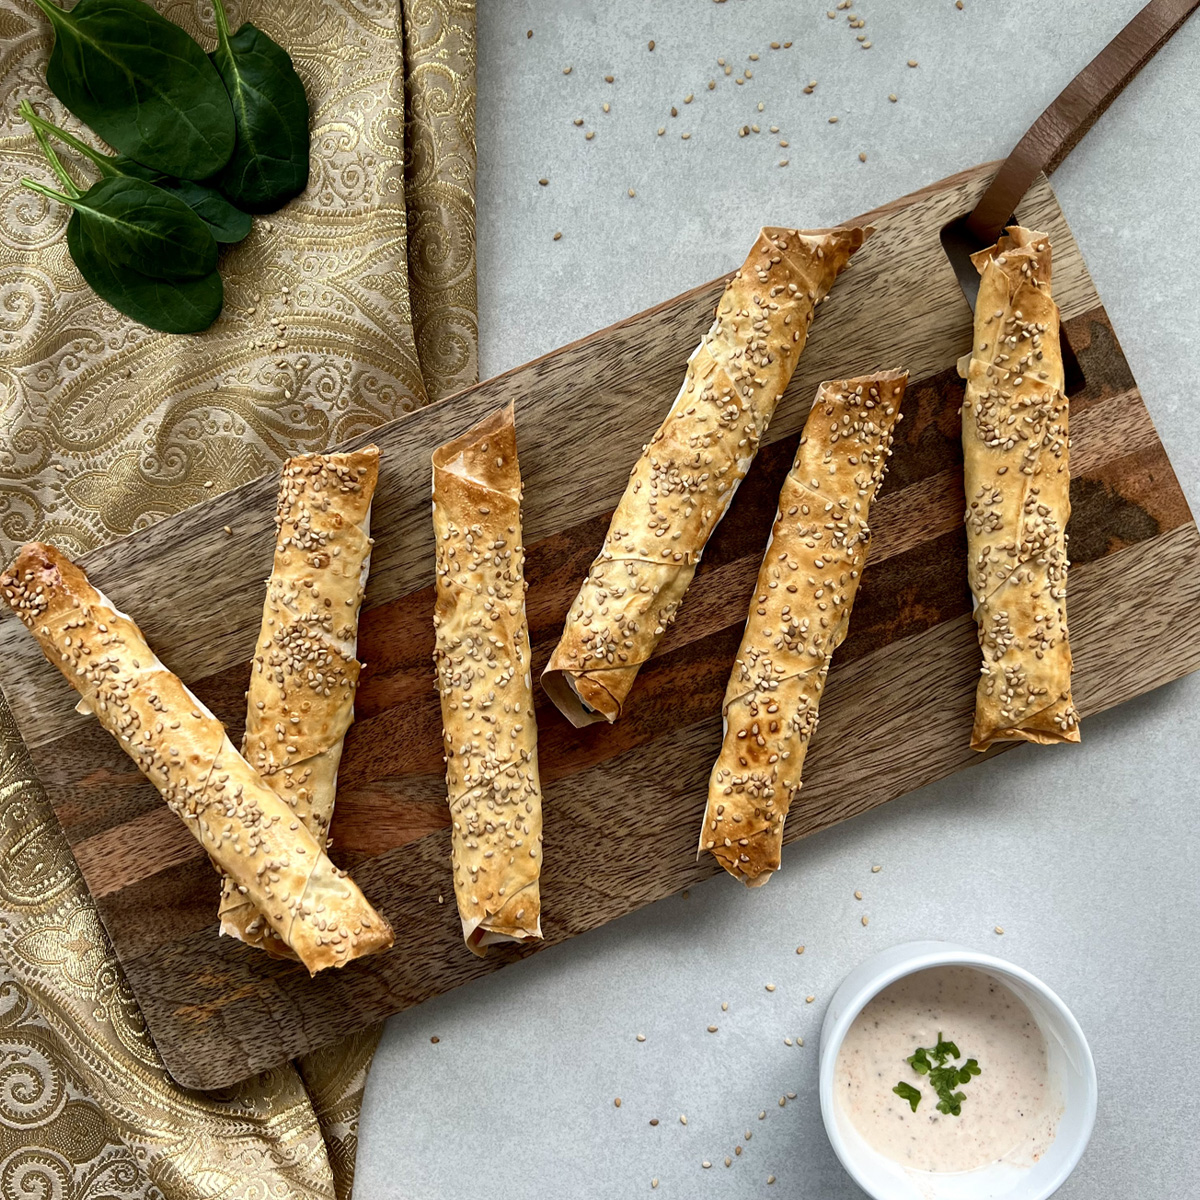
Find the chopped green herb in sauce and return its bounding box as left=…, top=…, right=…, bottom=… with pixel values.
left=894, top=1033, right=982, bottom=1116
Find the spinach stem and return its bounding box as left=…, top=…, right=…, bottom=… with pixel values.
left=29, top=0, right=65, bottom=27
left=20, top=109, right=81, bottom=198
left=20, top=101, right=109, bottom=173
left=212, top=0, right=232, bottom=45
left=20, top=177, right=80, bottom=207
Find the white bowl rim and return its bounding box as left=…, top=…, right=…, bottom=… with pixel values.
left=818, top=940, right=1098, bottom=1200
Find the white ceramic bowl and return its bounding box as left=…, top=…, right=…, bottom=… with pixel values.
left=819, top=942, right=1097, bottom=1200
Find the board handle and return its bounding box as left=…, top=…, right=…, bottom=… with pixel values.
left=966, top=0, right=1199, bottom=243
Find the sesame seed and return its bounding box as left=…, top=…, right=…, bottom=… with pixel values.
left=684, top=93, right=694, bottom=103
left=670, top=106, right=678, bottom=117
left=702, top=1161, right=712, bottom=1169
left=771, top=41, right=780, bottom=49
left=526, top=29, right=532, bottom=38
left=681, top=132, right=691, bottom=140
left=778, top=1097, right=786, bottom=1107
left=721, top=1001, right=729, bottom=1011
left=784, top=1037, right=792, bottom=1045
left=680, top=1115, right=687, bottom=1125
left=806, top=995, right=815, bottom=1003
left=889, top=93, right=898, bottom=102
left=784, top=40, right=792, bottom=46
left=615, top=1097, right=622, bottom=1107
left=602, top=102, right=610, bottom=112
left=574, top=117, right=584, bottom=125
left=538, top=177, right=548, bottom=186
left=585, top=131, right=594, bottom=140
left=797, top=1037, right=804, bottom=1046
left=223, top=525, right=232, bottom=535
left=854, top=890, right=863, bottom=900
left=563, top=65, right=572, bottom=74
left=648, top=39, right=655, bottom=50
left=203, top=479, right=214, bottom=488
left=725, top=1157, right=732, bottom=1167
left=553, top=231, right=562, bottom=241
left=908, top=59, right=918, bottom=67
left=749, top=52, right=759, bottom=60
left=757, top=101, right=764, bottom=111
left=778, top=159, right=789, bottom=166
left=759, top=1111, right=766, bottom=1120
left=657, top=127, right=665, bottom=135
left=651, top=1180, right=658, bottom=1189
left=649, top=1117, right=658, bottom=1125
left=628, top=187, right=636, bottom=197
left=765, top=983, right=775, bottom=992
left=768, top=1175, right=777, bottom=1184
left=605, top=74, right=614, bottom=82
left=708, top=79, right=716, bottom=89
left=430, top=1036, right=439, bottom=1044
left=707, top=1025, right=718, bottom=1033
left=828, top=116, right=838, bottom=123
left=995, top=925, right=1005, bottom=935
left=636, top=1033, right=646, bottom=1041
left=957, top=0, right=964, bottom=7
left=787, top=1092, right=796, bottom=1100
left=862, top=915, right=869, bottom=926
left=796, top=945, right=805, bottom=954
left=872, top=865, right=882, bottom=872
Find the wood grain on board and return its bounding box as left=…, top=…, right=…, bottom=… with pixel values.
left=2, top=163, right=1198, bottom=1089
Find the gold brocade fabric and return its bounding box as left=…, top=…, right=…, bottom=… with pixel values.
left=0, top=0, right=476, bottom=1196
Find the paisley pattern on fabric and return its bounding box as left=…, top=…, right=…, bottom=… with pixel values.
left=0, top=1, right=477, bottom=1197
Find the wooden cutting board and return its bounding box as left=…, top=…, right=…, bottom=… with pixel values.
left=3, top=162, right=1199, bottom=1090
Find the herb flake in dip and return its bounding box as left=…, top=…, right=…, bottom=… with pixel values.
left=835, top=966, right=1061, bottom=1173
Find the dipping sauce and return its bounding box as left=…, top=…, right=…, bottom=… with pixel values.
left=835, top=967, right=1060, bottom=1173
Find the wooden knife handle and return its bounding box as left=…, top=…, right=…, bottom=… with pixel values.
left=966, top=0, right=1199, bottom=242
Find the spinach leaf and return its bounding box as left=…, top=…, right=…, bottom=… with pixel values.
left=67, top=212, right=223, bottom=333
left=160, top=178, right=251, bottom=243
left=21, top=174, right=217, bottom=280
left=210, top=0, right=309, bottom=212
left=20, top=103, right=251, bottom=243
left=32, top=0, right=235, bottom=180
left=23, top=123, right=221, bottom=333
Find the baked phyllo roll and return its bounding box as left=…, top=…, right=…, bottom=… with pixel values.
left=432, top=404, right=543, bottom=956
left=962, top=227, right=1079, bottom=750
left=543, top=225, right=872, bottom=728
left=701, top=371, right=907, bottom=886
left=219, top=447, right=379, bottom=956
left=0, top=543, right=393, bottom=975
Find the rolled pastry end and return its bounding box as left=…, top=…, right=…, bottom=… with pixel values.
left=971, top=694, right=1081, bottom=751
left=540, top=663, right=619, bottom=727
left=460, top=879, right=543, bottom=958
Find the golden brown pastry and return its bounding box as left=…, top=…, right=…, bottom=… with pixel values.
left=701, top=371, right=907, bottom=886
left=432, top=404, right=543, bottom=956
left=543, top=225, right=872, bottom=727
left=0, top=543, right=393, bottom=975
left=219, top=447, right=379, bottom=957
left=961, top=227, right=1079, bottom=750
